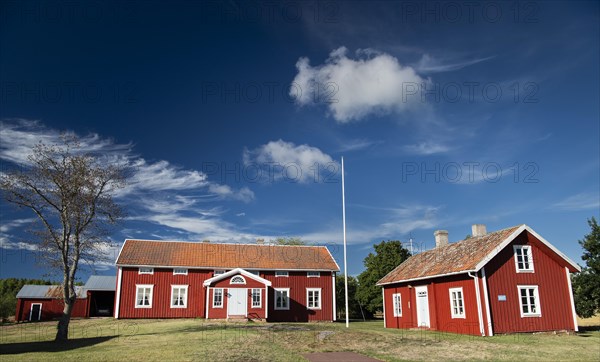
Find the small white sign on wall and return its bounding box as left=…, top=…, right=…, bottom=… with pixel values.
left=498, top=295, right=507, bottom=301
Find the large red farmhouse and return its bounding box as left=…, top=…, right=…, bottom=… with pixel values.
left=377, top=224, right=580, bottom=336
left=114, top=239, right=339, bottom=322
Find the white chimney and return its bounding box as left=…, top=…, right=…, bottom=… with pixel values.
left=472, top=224, right=487, bottom=237
left=434, top=230, right=449, bottom=248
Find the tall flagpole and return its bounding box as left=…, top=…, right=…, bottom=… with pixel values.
left=342, top=157, right=349, bottom=328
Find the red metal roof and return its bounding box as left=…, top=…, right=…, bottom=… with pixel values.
left=116, top=239, right=340, bottom=271
left=377, top=225, right=523, bottom=285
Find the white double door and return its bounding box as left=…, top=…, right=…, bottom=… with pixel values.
left=227, top=288, right=247, bottom=316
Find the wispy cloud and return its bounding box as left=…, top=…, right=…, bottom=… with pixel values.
left=403, top=141, right=452, bottom=155
left=291, top=47, right=429, bottom=122
left=337, top=138, right=383, bottom=152
left=414, top=54, right=496, bottom=74
left=552, top=192, right=600, bottom=211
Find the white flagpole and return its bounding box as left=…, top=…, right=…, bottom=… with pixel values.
left=342, top=157, right=349, bottom=328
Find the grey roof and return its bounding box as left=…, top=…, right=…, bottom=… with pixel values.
left=84, top=275, right=116, bottom=291
left=16, top=285, right=86, bottom=299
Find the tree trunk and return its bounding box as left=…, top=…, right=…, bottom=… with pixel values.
left=55, top=297, right=74, bottom=342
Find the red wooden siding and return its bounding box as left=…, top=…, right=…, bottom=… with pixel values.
left=117, top=267, right=210, bottom=319
left=263, top=271, right=334, bottom=322
left=383, top=274, right=483, bottom=335
left=485, top=232, right=575, bottom=333
left=16, top=298, right=87, bottom=322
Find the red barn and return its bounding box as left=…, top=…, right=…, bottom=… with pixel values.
left=15, top=285, right=87, bottom=322
left=377, top=224, right=580, bottom=336
left=114, top=239, right=340, bottom=322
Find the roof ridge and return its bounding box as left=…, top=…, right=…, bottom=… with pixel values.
left=124, top=238, right=331, bottom=248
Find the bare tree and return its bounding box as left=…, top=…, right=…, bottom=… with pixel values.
left=0, top=135, right=126, bottom=341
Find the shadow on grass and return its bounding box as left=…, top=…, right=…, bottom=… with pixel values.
left=0, top=336, right=117, bottom=355
left=577, top=325, right=600, bottom=336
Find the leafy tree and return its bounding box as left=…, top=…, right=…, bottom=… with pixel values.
left=0, top=136, right=126, bottom=341
left=573, top=217, right=600, bottom=318
left=356, top=240, right=411, bottom=316
left=272, top=237, right=306, bottom=245
left=335, top=274, right=362, bottom=319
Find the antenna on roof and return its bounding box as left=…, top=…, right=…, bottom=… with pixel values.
left=408, top=232, right=414, bottom=255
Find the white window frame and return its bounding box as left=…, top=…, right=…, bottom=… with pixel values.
left=392, top=293, right=402, bottom=317
left=230, top=275, right=246, bottom=284
left=138, top=267, right=154, bottom=275
left=275, top=271, right=289, bottom=277
left=213, top=288, right=224, bottom=308
left=251, top=288, right=262, bottom=308
left=449, top=287, right=466, bottom=319
left=306, top=288, right=321, bottom=310
left=307, top=271, right=320, bottom=278
left=274, top=288, right=290, bottom=310
left=170, top=285, right=188, bottom=308
left=135, top=284, right=154, bottom=308
left=214, top=270, right=226, bottom=276
left=513, top=245, right=534, bottom=273
left=518, top=285, right=541, bottom=317
left=173, top=268, right=188, bottom=275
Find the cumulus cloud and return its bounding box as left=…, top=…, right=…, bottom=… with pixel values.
left=243, top=139, right=338, bottom=183
left=290, top=47, right=428, bottom=122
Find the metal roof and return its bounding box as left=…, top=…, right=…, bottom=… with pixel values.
left=16, top=285, right=86, bottom=299
left=84, top=275, right=116, bottom=291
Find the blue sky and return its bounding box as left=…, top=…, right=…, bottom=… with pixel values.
left=0, top=1, right=598, bottom=281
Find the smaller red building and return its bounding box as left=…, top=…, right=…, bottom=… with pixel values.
left=15, top=285, right=87, bottom=322
left=378, top=224, right=580, bottom=336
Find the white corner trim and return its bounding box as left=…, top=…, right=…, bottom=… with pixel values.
left=332, top=273, right=337, bottom=321
left=382, top=288, right=386, bottom=328
left=265, top=286, right=269, bottom=319
left=481, top=267, right=494, bottom=336
left=114, top=267, right=123, bottom=319
left=205, top=287, right=210, bottom=319
left=468, top=271, right=485, bottom=336
left=565, top=267, right=579, bottom=332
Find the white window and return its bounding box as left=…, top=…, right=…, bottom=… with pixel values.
left=514, top=245, right=534, bottom=272
left=307, top=288, right=321, bottom=309
left=449, top=287, right=465, bottom=318
left=135, top=285, right=153, bottom=308
left=214, top=270, right=226, bottom=276
left=247, top=270, right=260, bottom=276
left=230, top=275, right=246, bottom=284
left=251, top=288, right=261, bottom=308
left=173, top=268, right=188, bottom=275
left=275, top=288, right=290, bottom=310
left=392, top=293, right=402, bottom=317
left=275, top=271, right=289, bottom=277
left=307, top=271, right=320, bottom=277
left=171, top=285, right=188, bottom=308
left=138, top=267, right=153, bottom=275
left=213, top=288, right=224, bottom=308
left=518, top=286, right=541, bottom=317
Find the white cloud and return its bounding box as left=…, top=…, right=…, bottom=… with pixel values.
left=243, top=139, right=338, bottom=183
left=290, top=47, right=428, bottom=122
left=403, top=141, right=451, bottom=155
left=552, top=192, right=600, bottom=211
left=414, top=54, right=496, bottom=74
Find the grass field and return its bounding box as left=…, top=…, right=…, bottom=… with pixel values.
left=1, top=318, right=599, bottom=361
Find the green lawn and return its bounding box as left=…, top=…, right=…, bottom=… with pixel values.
left=1, top=318, right=598, bottom=361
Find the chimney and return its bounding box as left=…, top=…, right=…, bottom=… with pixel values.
left=202, top=239, right=210, bottom=243
left=256, top=238, right=264, bottom=245
left=471, top=224, right=487, bottom=237
left=434, top=230, right=449, bottom=248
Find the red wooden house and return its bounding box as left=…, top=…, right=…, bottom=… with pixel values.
left=377, top=224, right=580, bottom=336
left=114, top=239, right=339, bottom=321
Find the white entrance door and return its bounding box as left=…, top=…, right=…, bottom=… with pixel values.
left=415, top=286, right=430, bottom=328
left=227, top=288, right=247, bottom=316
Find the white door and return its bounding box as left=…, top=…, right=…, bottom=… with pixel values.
left=227, top=288, right=247, bottom=316
left=415, top=286, right=430, bottom=328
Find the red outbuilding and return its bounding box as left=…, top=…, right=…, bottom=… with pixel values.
left=377, top=224, right=580, bottom=336
left=15, top=285, right=87, bottom=322
left=114, top=239, right=340, bottom=322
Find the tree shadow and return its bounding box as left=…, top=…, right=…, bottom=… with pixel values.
left=0, top=336, right=117, bottom=355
